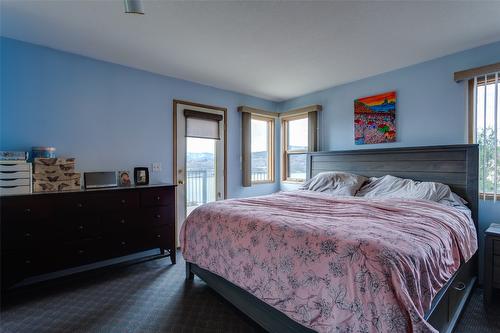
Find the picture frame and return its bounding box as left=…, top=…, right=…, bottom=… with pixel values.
left=134, top=167, right=149, bottom=186
left=118, top=170, right=131, bottom=187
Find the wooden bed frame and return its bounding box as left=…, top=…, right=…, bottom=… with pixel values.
left=186, top=144, right=479, bottom=333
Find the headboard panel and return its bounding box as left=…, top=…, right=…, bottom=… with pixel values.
left=307, top=144, right=479, bottom=226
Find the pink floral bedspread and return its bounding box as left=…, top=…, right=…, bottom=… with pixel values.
left=180, top=191, right=477, bottom=333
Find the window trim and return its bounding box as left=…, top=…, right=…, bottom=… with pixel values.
left=239, top=106, right=278, bottom=187
left=250, top=114, right=275, bottom=185
left=281, top=113, right=314, bottom=183
left=467, top=75, right=500, bottom=200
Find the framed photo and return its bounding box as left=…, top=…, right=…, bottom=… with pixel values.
left=134, top=167, right=149, bottom=186
left=118, top=170, right=131, bottom=187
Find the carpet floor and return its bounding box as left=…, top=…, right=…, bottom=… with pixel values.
left=1, top=252, right=499, bottom=333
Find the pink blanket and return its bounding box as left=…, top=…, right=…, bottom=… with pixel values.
left=180, top=191, right=477, bottom=333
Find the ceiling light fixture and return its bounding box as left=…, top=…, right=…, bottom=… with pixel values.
left=124, top=0, right=144, bottom=15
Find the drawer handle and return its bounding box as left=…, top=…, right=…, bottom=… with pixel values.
left=25, top=259, right=31, bottom=265
left=121, top=199, right=126, bottom=204
left=77, top=203, right=83, bottom=208
left=25, top=232, right=32, bottom=238
left=156, top=196, right=161, bottom=201
left=120, top=219, right=126, bottom=224
left=156, top=234, right=161, bottom=238
left=25, top=208, right=32, bottom=214
left=453, top=282, right=466, bottom=291
left=121, top=241, right=126, bottom=246
left=155, top=214, right=161, bottom=219
left=78, top=249, right=85, bottom=255
left=78, top=225, right=84, bottom=230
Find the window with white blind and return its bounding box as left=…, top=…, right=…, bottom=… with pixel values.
left=468, top=71, right=499, bottom=200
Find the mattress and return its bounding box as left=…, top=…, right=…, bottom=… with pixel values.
left=180, top=191, right=477, bottom=333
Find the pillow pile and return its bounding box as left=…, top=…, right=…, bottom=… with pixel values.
left=299, top=171, right=368, bottom=196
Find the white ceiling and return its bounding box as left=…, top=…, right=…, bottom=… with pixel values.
left=1, top=1, right=500, bottom=102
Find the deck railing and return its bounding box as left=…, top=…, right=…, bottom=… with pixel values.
left=186, top=168, right=268, bottom=206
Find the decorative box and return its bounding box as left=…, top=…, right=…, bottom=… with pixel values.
left=34, top=157, right=76, bottom=174
left=33, top=177, right=81, bottom=193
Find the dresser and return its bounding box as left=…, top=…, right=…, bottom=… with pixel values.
left=0, top=184, right=176, bottom=290
left=484, top=223, right=500, bottom=306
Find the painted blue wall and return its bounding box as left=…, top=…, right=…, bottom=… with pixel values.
left=0, top=37, right=280, bottom=198
left=278, top=41, right=500, bottom=281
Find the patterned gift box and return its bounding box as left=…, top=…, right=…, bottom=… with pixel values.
left=34, top=157, right=76, bottom=174
left=33, top=177, right=81, bottom=193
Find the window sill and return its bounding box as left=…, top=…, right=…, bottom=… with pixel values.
left=282, top=180, right=305, bottom=184
left=251, top=180, right=275, bottom=185
left=479, top=193, right=500, bottom=201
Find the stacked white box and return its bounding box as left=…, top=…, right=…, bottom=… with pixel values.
left=0, top=161, right=32, bottom=195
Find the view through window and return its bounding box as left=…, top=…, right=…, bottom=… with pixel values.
left=475, top=76, right=499, bottom=198
left=285, top=116, right=308, bottom=181
left=251, top=117, right=273, bottom=182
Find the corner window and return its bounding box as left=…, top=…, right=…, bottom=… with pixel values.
left=469, top=72, right=499, bottom=200
left=251, top=116, right=275, bottom=183
left=281, top=110, right=318, bottom=182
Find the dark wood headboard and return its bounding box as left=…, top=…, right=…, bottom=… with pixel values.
left=307, top=144, right=479, bottom=226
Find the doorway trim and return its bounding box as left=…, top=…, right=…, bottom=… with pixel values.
left=172, top=99, right=228, bottom=199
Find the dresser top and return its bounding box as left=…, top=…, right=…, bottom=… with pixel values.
left=485, top=223, right=500, bottom=237
left=0, top=183, right=175, bottom=197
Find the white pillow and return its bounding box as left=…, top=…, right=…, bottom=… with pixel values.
left=356, top=175, right=467, bottom=206
left=299, top=172, right=368, bottom=196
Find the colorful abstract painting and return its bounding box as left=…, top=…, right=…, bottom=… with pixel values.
left=354, top=91, right=396, bottom=145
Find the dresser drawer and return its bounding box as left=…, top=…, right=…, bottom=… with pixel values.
left=144, top=207, right=172, bottom=227
left=2, top=248, right=62, bottom=278
left=0, top=171, right=30, bottom=179
left=97, top=191, right=140, bottom=211
left=0, top=163, right=31, bottom=172
left=62, top=239, right=105, bottom=267
left=494, top=266, right=500, bottom=287
left=61, top=215, right=102, bottom=240
left=0, top=178, right=31, bottom=186
left=1, top=196, right=52, bottom=220
left=107, top=233, right=146, bottom=257
left=494, top=240, right=500, bottom=255
left=140, top=188, right=172, bottom=207
left=147, top=226, right=171, bottom=248
left=55, top=193, right=99, bottom=213
left=102, top=212, right=140, bottom=232
left=1, top=221, right=60, bottom=249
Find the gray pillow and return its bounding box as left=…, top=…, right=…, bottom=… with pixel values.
left=299, top=172, right=368, bottom=196
left=356, top=175, right=467, bottom=206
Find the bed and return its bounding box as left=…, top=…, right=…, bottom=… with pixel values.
left=181, top=144, right=479, bottom=333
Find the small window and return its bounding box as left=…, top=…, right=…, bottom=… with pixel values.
left=468, top=72, right=499, bottom=200
left=282, top=112, right=317, bottom=182
left=239, top=106, right=276, bottom=187
left=251, top=116, right=275, bottom=183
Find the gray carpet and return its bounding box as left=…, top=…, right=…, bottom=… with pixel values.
left=1, top=252, right=499, bottom=333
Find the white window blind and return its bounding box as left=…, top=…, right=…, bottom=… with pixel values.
left=184, top=109, right=222, bottom=140
left=472, top=71, right=499, bottom=200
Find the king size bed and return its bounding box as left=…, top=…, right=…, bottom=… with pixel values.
left=181, top=144, right=479, bottom=333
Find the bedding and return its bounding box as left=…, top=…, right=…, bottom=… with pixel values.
left=299, top=171, right=368, bottom=196
left=181, top=191, right=477, bottom=333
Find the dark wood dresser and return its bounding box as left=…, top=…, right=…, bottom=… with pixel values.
left=1, top=184, right=176, bottom=290
left=484, top=223, right=500, bottom=306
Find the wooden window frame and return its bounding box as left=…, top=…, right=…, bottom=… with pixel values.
left=250, top=115, right=275, bottom=185
left=467, top=75, right=500, bottom=200
left=281, top=113, right=310, bottom=183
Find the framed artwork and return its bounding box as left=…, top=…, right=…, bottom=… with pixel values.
left=118, top=170, right=131, bottom=187
left=134, top=167, right=149, bottom=186
left=354, top=91, right=396, bottom=145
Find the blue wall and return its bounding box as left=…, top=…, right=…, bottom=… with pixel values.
left=0, top=37, right=280, bottom=198
left=278, top=41, right=500, bottom=281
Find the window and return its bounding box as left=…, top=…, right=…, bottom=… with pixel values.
left=239, top=106, right=276, bottom=186
left=250, top=116, right=275, bottom=183
left=468, top=72, right=499, bottom=200
left=281, top=105, right=320, bottom=182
